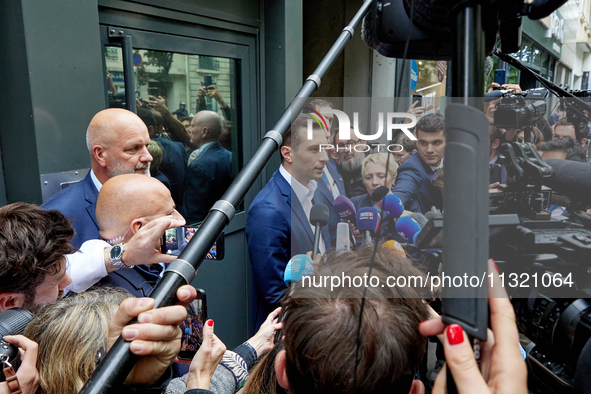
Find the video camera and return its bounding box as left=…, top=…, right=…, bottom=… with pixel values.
left=493, top=88, right=548, bottom=130
left=489, top=145, right=591, bottom=393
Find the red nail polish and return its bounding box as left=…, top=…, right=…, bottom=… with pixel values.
left=492, top=259, right=499, bottom=273
left=447, top=324, right=464, bottom=345
left=207, top=319, right=214, bottom=327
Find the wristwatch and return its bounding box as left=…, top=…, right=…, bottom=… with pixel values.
left=109, top=243, right=131, bottom=270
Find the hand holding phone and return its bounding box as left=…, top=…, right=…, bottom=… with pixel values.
left=178, top=289, right=207, bottom=361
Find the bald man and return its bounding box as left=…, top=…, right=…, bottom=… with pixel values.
left=91, top=174, right=184, bottom=296
left=183, top=111, right=233, bottom=224
left=43, top=108, right=153, bottom=247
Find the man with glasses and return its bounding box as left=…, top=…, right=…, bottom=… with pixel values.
left=392, top=113, right=445, bottom=214
left=334, top=130, right=367, bottom=198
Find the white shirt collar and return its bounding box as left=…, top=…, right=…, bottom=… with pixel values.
left=90, top=169, right=102, bottom=192
left=429, top=157, right=444, bottom=173
left=489, top=155, right=499, bottom=165
left=279, top=164, right=291, bottom=185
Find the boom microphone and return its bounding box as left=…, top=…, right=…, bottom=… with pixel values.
left=357, top=207, right=380, bottom=247
left=544, top=159, right=591, bottom=205
left=334, top=195, right=357, bottom=223
left=310, top=204, right=329, bottom=257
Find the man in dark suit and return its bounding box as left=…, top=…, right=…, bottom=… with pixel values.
left=94, top=174, right=184, bottom=297
left=393, top=113, right=445, bottom=214
left=246, top=115, right=330, bottom=332
left=182, top=110, right=233, bottom=225
left=137, top=107, right=187, bottom=211
left=43, top=108, right=153, bottom=248
left=334, top=129, right=367, bottom=198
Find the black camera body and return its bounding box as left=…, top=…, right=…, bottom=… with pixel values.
left=0, top=308, right=33, bottom=381
left=494, top=92, right=547, bottom=130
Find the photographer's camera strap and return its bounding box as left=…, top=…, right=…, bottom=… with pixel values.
left=2, top=360, right=22, bottom=394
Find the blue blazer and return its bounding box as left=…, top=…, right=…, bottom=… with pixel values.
left=153, top=137, right=187, bottom=212
left=326, top=158, right=346, bottom=196
left=182, top=142, right=233, bottom=225
left=246, top=170, right=329, bottom=332
left=42, top=171, right=99, bottom=249
left=392, top=152, right=442, bottom=214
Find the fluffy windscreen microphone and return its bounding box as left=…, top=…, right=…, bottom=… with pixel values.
left=544, top=159, right=591, bottom=205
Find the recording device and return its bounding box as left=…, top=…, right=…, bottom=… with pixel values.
left=147, top=87, right=159, bottom=97
left=161, top=227, right=225, bottom=260
left=203, top=75, right=213, bottom=86
left=0, top=308, right=33, bottom=381
left=178, top=289, right=207, bottom=361
left=383, top=194, right=405, bottom=220
left=494, top=94, right=547, bottom=130
left=336, top=222, right=351, bottom=255
left=493, top=69, right=507, bottom=86
left=284, top=254, right=315, bottom=286
left=357, top=207, right=379, bottom=247
left=412, top=94, right=422, bottom=107
left=310, top=204, right=329, bottom=257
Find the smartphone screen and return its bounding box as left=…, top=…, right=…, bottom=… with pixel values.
left=148, top=87, right=159, bottom=97
left=178, top=289, right=207, bottom=360
left=161, top=227, right=225, bottom=260
left=412, top=94, right=422, bottom=107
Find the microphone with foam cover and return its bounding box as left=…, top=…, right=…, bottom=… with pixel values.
left=544, top=159, right=591, bottom=205
left=382, top=240, right=406, bottom=256
left=395, top=216, right=422, bottom=242
left=357, top=207, right=380, bottom=247
left=371, top=186, right=390, bottom=209
left=334, top=195, right=357, bottom=224
left=284, top=254, right=314, bottom=286
left=383, top=194, right=405, bottom=220
left=310, top=204, right=329, bottom=257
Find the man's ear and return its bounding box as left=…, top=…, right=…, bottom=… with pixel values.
left=582, top=137, right=587, bottom=147
left=147, top=125, right=155, bottom=136
left=92, top=145, right=107, bottom=168
left=408, top=379, right=425, bottom=394
left=281, top=146, right=293, bottom=164
left=275, top=349, right=290, bottom=390
left=492, top=138, right=500, bottom=150
left=0, top=292, right=26, bottom=312
left=130, top=218, right=145, bottom=235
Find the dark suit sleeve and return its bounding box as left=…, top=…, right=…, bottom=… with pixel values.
left=183, top=162, right=211, bottom=223
left=392, top=165, right=422, bottom=210
left=246, top=200, right=289, bottom=308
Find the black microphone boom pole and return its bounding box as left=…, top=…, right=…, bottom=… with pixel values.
left=78, top=2, right=374, bottom=393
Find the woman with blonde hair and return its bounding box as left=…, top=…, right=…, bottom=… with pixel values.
left=24, top=288, right=129, bottom=394
left=350, top=152, right=398, bottom=211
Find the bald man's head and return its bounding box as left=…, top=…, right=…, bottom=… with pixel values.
left=86, top=109, right=153, bottom=184
left=189, top=111, right=223, bottom=148
left=96, top=174, right=184, bottom=243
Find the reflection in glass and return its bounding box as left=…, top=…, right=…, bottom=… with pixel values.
left=103, top=47, right=241, bottom=224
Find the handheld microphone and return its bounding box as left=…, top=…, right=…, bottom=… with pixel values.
left=408, top=211, right=428, bottom=228
left=357, top=207, right=380, bottom=247
left=310, top=204, right=329, bottom=257
left=371, top=186, right=390, bottom=209
left=395, top=216, right=422, bottom=243
left=383, top=194, right=405, bottom=220
left=382, top=240, right=406, bottom=256
left=336, top=222, right=351, bottom=255
left=413, top=232, right=439, bottom=254
left=284, top=254, right=314, bottom=286
left=334, top=195, right=357, bottom=224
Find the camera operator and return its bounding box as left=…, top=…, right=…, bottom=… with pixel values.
left=553, top=118, right=587, bottom=147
